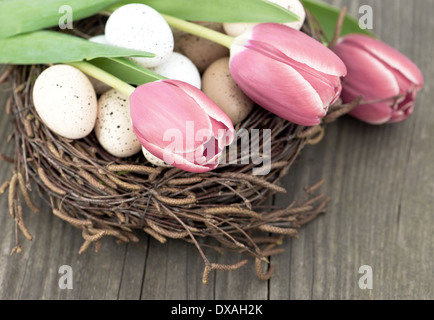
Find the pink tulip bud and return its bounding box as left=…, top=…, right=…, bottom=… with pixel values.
left=130, top=80, right=235, bottom=173
left=333, top=34, right=424, bottom=124
left=229, top=23, right=347, bottom=126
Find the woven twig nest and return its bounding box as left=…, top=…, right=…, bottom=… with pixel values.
left=1, top=14, right=357, bottom=283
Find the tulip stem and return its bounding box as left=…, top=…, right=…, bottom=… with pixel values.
left=161, top=14, right=235, bottom=49
left=68, top=61, right=135, bottom=96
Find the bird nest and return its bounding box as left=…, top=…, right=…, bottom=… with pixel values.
left=0, top=13, right=356, bottom=283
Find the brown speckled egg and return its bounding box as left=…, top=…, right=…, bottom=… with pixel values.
left=202, top=57, right=254, bottom=125
left=32, top=65, right=97, bottom=140
left=95, top=89, right=141, bottom=158
left=174, top=21, right=229, bottom=74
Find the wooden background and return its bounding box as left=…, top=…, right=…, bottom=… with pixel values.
left=0, top=0, right=432, bottom=300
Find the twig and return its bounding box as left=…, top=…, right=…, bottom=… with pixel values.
left=329, top=6, right=347, bottom=49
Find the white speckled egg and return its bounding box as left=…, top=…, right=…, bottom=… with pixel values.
left=95, top=89, right=141, bottom=158
left=223, top=0, right=306, bottom=36
left=105, top=3, right=174, bottom=68
left=87, top=35, right=112, bottom=95
left=32, top=65, right=97, bottom=140
left=142, top=146, right=173, bottom=168
left=150, top=52, right=201, bottom=89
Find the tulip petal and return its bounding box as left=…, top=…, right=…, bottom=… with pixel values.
left=389, top=92, right=415, bottom=123
left=130, top=80, right=212, bottom=153
left=294, top=65, right=343, bottom=107
left=333, top=42, right=400, bottom=101
left=392, top=106, right=414, bottom=123
left=245, top=23, right=347, bottom=77
left=201, top=136, right=222, bottom=165
left=340, top=34, right=424, bottom=87
left=348, top=103, right=392, bottom=125
left=342, top=85, right=392, bottom=124
left=171, top=80, right=235, bottom=142
left=134, top=129, right=218, bottom=173
left=209, top=117, right=233, bottom=150
left=381, top=62, right=419, bottom=97
left=244, top=38, right=343, bottom=107
left=230, top=47, right=326, bottom=126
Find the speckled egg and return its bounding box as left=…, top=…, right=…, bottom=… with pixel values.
left=95, top=89, right=141, bottom=158
left=202, top=57, right=254, bottom=125
left=32, top=65, right=97, bottom=139
left=105, top=3, right=174, bottom=68
left=142, top=146, right=173, bottom=168
left=151, top=52, right=201, bottom=89
left=174, top=21, right=229, bottom=74
left=223, top=0, right=306, bottom=36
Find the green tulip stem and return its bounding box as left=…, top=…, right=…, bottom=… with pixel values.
left=161, top=14, right=235, bottom=49
left=68, top=61, right=135, bottom=96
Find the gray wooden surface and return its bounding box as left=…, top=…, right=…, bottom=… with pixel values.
left=0, top=0, right=432, bottom=300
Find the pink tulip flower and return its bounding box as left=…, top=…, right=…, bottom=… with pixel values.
left=332, top=34, right=424, bottom=124
left=229, top=23, right=347, bottom=126
left=130, top=80, right=234, bottom=173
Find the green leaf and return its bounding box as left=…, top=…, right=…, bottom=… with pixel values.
left=0, top=31, right=154, bottom=65
left=301, top=0, right=375, bottom=40
left=0, top=0, right=118, bottom=39
left=109, top=0, right=300, bottom=23
left=89, top=57, right=165, bottom=85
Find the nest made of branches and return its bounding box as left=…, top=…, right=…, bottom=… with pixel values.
left=0, top=10, right=357, bottom=283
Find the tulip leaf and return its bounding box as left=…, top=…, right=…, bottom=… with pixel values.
left=0, top=31, right=154, bottom=65
left=301, top=0, right=375, bottom=40
left=0, top=0, right=119, bottom=39
left=108, top=0, right=300, bottom=23
left=89, top=57, right=165, bottom=85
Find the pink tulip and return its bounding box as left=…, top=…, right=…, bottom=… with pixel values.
left=332, top=34, right=424, bottom=124
left=130, top=80, right=235, bottom=173
left=229, top=23, right=347, bottom=126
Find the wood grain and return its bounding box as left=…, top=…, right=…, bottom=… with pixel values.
left=0, top=0, right=432, bottom=300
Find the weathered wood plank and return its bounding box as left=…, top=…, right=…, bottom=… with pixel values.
left=141, top=237, right=218, bottom=299
left=213, top=250, right=269, bottom=300
left=270, top=0, right=434, bottom=300
left=391, top=0, right=434, bottom=300
left=210, top=195, right=273, bottom=300
left=116, top=239, right=149, bottom=300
